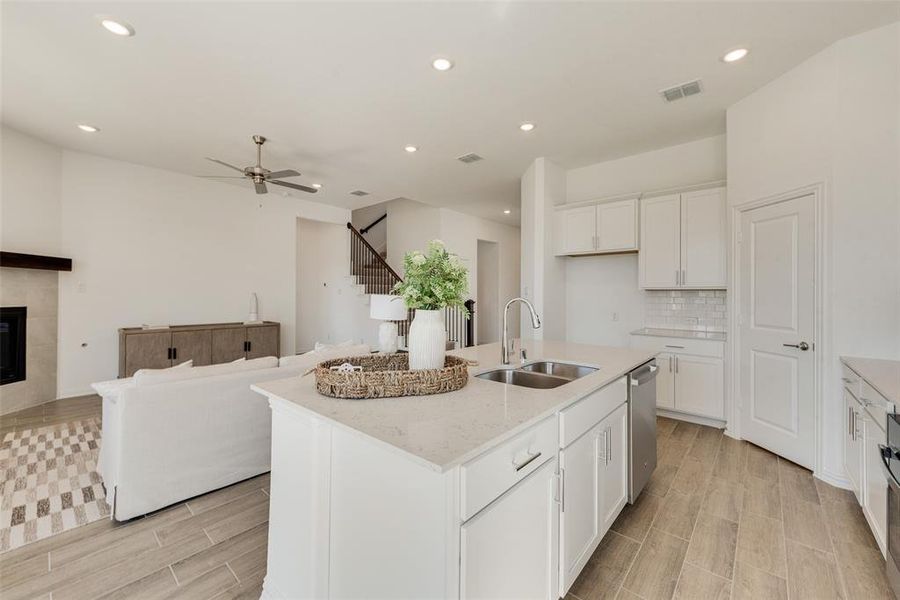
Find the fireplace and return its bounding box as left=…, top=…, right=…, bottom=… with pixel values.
left=1, top=306, right=26, bottom=385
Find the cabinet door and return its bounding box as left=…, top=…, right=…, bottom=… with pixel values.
left=461, top=458, right=559, bottom=600
left=673, top=355, right=724, bottom=419
left=560, top=429, right=600, bottom=592
left=844, top=390, right=863, bottom=499
left=596, top=199, right=638, bottom=252
left=247, top=325, right=279, bottom=359
left=863, top=416, right=888, bottom=555
left=211, top=327, right=248, bottom=363
left=171, top=330, right=212, bottom=366
left=599, top=403, right=629, bottom=534
left=124, top=331, right=172, bottom=377
left=639, top=195, right=681, bottom=288
left=656, top=353, right=676, bottom=409
left=680, top=188, right=726, bottom=288
left=561, top=206, right=597, bottom=254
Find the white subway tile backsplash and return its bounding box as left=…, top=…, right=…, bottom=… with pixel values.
left=644, top=289, right=727, bottom=333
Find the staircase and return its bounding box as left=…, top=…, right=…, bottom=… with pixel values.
left=347, top=223, right=474, bottom=347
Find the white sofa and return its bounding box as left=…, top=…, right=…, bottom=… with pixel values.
left=92, top=344, right=369, bottom=521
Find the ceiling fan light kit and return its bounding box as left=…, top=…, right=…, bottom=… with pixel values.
left=204, top=135, right=318, bottom=195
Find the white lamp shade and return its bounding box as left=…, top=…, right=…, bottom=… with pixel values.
left=370, top=294, right=408, bottom=320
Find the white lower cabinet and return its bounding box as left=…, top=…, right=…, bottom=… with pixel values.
left=843, top=388, right=863, bottom=500
left=460, top=458, right=559, bottom=600
left=673, top=354, right=724, bottom=419
left=656, top=353, right=675, bottom=409
left=559, top=402, right=628, bottom=595
left=630, top=335, right=725, bottom=420
left=862, top=412, right=888, bottom=555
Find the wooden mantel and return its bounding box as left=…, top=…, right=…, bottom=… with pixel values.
left=0, top=251, right=72, bottom=271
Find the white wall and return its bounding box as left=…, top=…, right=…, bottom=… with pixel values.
left=727, top=22, right=900, bottom=483
left=476, top=240, right=500, bottom=344
left=565, top=255, right=645, bottom=347
left=385, top=198, right=442, bottom=277
left=296, top=218, right=379, bottom=352
left=520, top=158, right=567, bottom=341
left=351, top=202, right=388, bottom=255
left=440, top=209, right=520, bottom=341
left=566, top=135, right=726, bottom=204
left=1, top=126, right=62, bottom=255
left=53, top=151, right=348, bottom=397
left=558, top=136, right=727, bottom=345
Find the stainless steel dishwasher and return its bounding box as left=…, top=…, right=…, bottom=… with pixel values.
left=628, top=359, right=658, bottom=503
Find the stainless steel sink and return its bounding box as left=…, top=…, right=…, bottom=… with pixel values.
left=519, top=361, right=598, bottom=380
left=475, top=369, right=571, bottom=389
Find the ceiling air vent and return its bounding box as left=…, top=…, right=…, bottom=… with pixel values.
left=350, top=190, right=370, bottom=196
left=660, top=79, right=703, bottom=102
left=456, top=153, right=484, bottom=164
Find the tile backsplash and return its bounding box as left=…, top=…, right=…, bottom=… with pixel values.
left=644, top=290, right=727, bottom=332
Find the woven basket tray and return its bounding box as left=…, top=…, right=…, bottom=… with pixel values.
left=314, top=354, right=469, bottom=399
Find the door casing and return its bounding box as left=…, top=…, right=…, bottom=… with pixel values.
left=728, top=183, right=833, bottom=484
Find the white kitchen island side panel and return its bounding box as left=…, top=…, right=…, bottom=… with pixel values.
left=263, top=401, right=457, bottom=600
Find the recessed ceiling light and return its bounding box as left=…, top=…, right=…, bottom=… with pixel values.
left=99, top=18, right=135, bottom=37
left=404, top=145, right=418, bottom=153
left=503, top=209, right=511, bottom=214
left=77, top=124, right=100, bottom=133
left=431, top=57, right=454, bottom=71
left=312, top=183, right=323, bottom=189
left=722, top=48, right=749, bottom=63
left=519, top=122, right=535, bottom=132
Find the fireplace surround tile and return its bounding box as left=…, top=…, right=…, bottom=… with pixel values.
left=1, top=267, right=58, bottom=415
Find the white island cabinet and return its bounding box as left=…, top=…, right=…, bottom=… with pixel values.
left=252, top=341, right=655, bottom=600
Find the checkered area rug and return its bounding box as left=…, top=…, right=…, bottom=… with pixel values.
left=0, top=418, right=109, bottom=553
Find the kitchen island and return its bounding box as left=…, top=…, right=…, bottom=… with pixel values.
left=251, top=340, right=656, bottom=600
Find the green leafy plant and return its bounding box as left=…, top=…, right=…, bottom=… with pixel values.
left=392, top=240, right=469, bottom=312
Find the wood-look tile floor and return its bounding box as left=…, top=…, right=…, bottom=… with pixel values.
left=0, top=397, right=268, bottom=600
left=2, top=400, right=895, bottom=600
left=567, top=417, right=896, bottom=600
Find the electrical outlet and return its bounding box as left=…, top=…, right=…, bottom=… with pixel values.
left=612, top=312, right=619, bottom=322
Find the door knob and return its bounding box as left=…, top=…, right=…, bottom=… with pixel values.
left=783, top=341, right=810, bottom=351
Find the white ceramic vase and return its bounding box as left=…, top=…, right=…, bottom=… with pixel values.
left=407, top=309, right=446, bottom=370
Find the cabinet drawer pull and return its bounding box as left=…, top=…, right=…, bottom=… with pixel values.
left=513, top=451, right=542, bottom=472
left=665, top=345, right=685, bottom=349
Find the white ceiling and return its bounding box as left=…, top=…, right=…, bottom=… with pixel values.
left=3, top=2, right=898, bottom=223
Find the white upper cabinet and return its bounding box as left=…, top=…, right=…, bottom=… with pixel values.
left=681, top=188, right=727, bottom=287
left=639, top=187, right=727, bottom=289
left=558, top=205, right=598, bottom=254
left=638, top=194, right=681, bottom=288
left=554, top=199, right=638, bottom=256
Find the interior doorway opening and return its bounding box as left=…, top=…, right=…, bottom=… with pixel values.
left=477, top=239, right=500, bottom=346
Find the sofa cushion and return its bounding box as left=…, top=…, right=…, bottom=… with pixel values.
left=279, top=344, right=371, bottom=369
left=133, top=356, right=277, bottom=386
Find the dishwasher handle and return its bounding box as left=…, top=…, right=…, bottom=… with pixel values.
left=630, top=361, right=659, bottom=386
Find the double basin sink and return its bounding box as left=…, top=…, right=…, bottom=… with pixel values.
left=475, top=361, right=598, bottom=389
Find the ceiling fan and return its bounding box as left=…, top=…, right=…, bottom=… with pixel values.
left=203, top=135, right=318, bottom=194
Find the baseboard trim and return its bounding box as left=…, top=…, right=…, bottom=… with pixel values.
left=656, top=408, right=726, bottom=429
left=814, top=468, right=852, bottom=490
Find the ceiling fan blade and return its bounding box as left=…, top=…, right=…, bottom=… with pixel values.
left=254, top=181, right=268, bottom=194
left=205, top=157, right=246, bottom=173
left=270, top=180, right=318, bottom=194
left=266, top=169, right=301, bottom=180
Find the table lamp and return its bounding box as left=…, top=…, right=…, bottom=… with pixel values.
left=370, top=294, right=408, bottom=353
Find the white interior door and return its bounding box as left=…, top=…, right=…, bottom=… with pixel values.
left=739, top=194, right=816, bottom=468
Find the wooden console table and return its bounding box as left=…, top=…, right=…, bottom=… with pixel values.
left=118, top=321, right=280, bottom=377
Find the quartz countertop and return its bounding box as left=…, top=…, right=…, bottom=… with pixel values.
left=631, top=327, right=726, bottom=342
left=252, top=340, right=656, bottom=473
left=841, top=356, right=900, bottom=405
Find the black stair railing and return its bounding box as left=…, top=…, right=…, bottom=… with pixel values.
left=346, top=223, right=474, bottom=347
